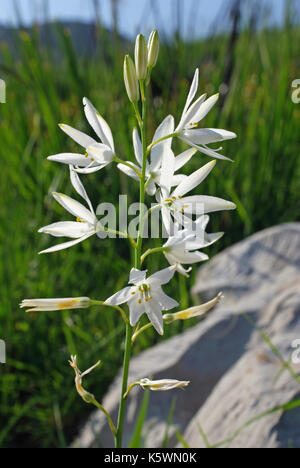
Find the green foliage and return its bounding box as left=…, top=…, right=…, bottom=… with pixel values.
left=0, top=21, right=299, bottom=448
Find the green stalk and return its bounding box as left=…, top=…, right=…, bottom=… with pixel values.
left=115, top=79, right=148, bottom=448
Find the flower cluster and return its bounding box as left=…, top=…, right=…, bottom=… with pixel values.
left=21, top=30, right=236, bottom=447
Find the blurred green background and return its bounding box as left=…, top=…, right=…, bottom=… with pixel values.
left=0, top=0, right=299, bottom=448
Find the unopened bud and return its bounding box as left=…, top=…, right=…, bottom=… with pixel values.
left=135, top=34, right=148, bottom=80
left=124, top=55, right=140, bottom=102
left=147, top=30, right=159, bottom=68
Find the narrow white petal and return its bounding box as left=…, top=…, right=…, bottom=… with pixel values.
left=69, top=167, right=95, bottom=214
left=128, top=297, right=145, bottom=327
left=144, top=299, right=164, bottom=335
left=48, top=153, right=90, bottom=166
left=173, top=250, right=209, bottom=264
left=83, top=98, right=115, bottom=151
left=148, top=265, right=176, bottom=285
left=190, top=93, right=219, bottom=124
left=53, top=192, right=96, bottom=225
left=178, top=69, right=199, bottom=129
left=206, top=128, right=237, bottom=140
left=73, top=165, right=106, bottom=174
left=39, top=221, right=93, bottom=239
left=117, top=163, right=140, bottom=181
left=171, top=174, right=187, bottom=186
left=133, top=128, right=143, bottom=167
left=59, top=123, right=96, bottom=148
left=180, top=137, right=233, bottom=161
left=180, top=195, right=236, bottom=214
left=154, top=289, right=179, bottom=310
left=146, top=180, right=157, bottom=196
left=39, top=233, right=94, bottom=254
left=129, top=269, right=147, bottom=284
left=105, top=287, right=133, bottom=306
left=172, top=160, right=216, bottom=198
left=151, top=115, right=175, bottom=172
left=174, top=148, right=197, bottom=171
left=178, top=93, right=207, bottom=130
left=160, top=147, right=175, bottom=199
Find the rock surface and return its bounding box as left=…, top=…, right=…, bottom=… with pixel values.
left=73, top=223, right=300, bottom=448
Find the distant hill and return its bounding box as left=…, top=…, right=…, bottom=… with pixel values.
left=0, top=22, right=124, bottom=58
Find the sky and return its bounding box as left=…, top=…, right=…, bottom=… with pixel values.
left=0, top=0, right=288, bottom=39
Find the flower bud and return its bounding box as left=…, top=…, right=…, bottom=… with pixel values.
left=124, top=54, right=140, bottom=102
left=135, top=34, right=148, bottom=80
left=164, top=293, right=223, bottom=324
left=147, top=30, right=159, bottom=68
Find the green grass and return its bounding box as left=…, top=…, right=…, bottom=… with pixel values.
left=0, top=22, right=299, bottom=447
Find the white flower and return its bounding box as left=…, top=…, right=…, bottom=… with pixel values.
left=105, top=266, right=179, bottom=335
left=139, top=378, right=190, bottom=391
left=38, top=169, right=99, bottom=254
left=158, top=150, right=236, bottom=234
left=174, top=69, right=237, bottom=161
left=163, top=222, right=223, bottom=276
left=20, top=297, right=90, bottom=312
left=48, top=98, right=115, bottom=174
left=164, top=292, right=223, bottom=323
left=118, top=116, right=196, bottom=195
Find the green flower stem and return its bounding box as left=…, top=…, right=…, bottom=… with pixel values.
left=92, top=399, right=117, bottom=437
left=131, top=322, right=153, bottom=344
left=140, top=246, right=166, bottom=266
left=115, top=79, right=148, bottom=448
left=147, top=132, right=178, bottom=155
left=90, top=300, right=129, bottom=324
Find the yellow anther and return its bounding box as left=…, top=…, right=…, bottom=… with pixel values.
left=178, top=196, right=183, bottom=199
left=191, top=122, right=199, bottom=128
left=84, top=152, right=89, bottom=158
left=131, top=292, right=136, bottom=295
left=149, top=296, right=153, bottom=300
left=172, top=196, right=177, bottom=200
left=76, top=217, right=85, bottom=223
left=138, top=299, right=142, bottom=304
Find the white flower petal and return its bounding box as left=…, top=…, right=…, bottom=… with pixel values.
left=173, top=250, right=209, bottom=264
left=48, top=153, right=90, bottom=166
left=180, top=137, right=233, bottom=161
left=59, top=124, right=96, bottom=148
left=144, top=299, right=164, bottom=335
left=151, top=115, right=175, bottom=172
left=190, top=93, right=219, bottom=124
left=148, top=265, right=176, bottom=285
left=180, top=195, right=236, bottom=214
left=105, top=286, right=133, bottom=306
left=83, top=97, right=115, bottom=151
left=53, top=192, right=96, bottom=225
left=179, top=68, right=199, bottom=127
left=73, top=164, right=107, bottom=174
left=39, top=221, right=93, bottom=239
left=129, top=268, right=147, bottom=284
left=160, top=147, right=175, bottom=199
left=178, top=93, right=207, bottom=130
left=171, top=174, right=187, bottom=186
left=39, top=232, right=94, bottom=254
left=146, top=180, right=157, bottom=196
left=172, top=160, right=216, bottom=198
left=69, top=167, right=95, bottom=214
left=128, top=297, right=145, bottom=327
left=87, top=143, right=114, bottom=164
left=154, top=289, right=179, bottom=310
left=133, top=128, right=143, bottom=166
left=117, top=162, right=140, bottom=181
left=174, top=148, right=197, bottom=171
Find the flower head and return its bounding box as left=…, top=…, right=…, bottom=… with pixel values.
left=20, top=297, right=90, bottom=313
left=38, top=169, right=99, bottom=254
left=175, top=69, right=237, bottom=161
left=164, top=292, right=223, bottom=324
left=124, top=378, right=190, bottom=398
left=48, top=98, right=115, bottom=174
left=105, top=266, right=179, bottom=335
left=158, top=151, right=236, bottom=234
